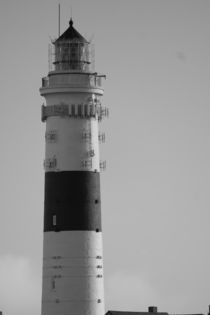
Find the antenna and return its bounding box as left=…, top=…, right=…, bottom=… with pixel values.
left=70, top=5, right=73, bottom=20
left=58, top=3, right=61, bottom=37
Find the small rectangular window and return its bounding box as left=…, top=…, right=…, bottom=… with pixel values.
left=44, top=157, right=57, bottom=170
left=53, top=215, right=57, bottom=226
left=45, top=130, right=58, bottom=143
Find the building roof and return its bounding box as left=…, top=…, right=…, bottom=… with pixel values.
left=106, top=311, right=169, bottom=315
left=55, top=19, right=88, bottom=43
left=106, top=312, right=204, bottom=315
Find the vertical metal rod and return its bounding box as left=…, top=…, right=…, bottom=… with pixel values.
left=58, top=3, right=61, bottom=37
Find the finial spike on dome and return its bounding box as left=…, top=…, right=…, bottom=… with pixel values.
left=69, top=18, right=73, bottom=27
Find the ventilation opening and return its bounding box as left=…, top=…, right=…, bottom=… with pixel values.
left=95, top=199, right=99, bottom=204
left=96, top=229, right=99, bottom=232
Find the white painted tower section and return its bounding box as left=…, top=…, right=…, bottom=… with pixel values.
left=42, top=231, right=104, bottom=315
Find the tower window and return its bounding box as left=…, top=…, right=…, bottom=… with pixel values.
left=45, top=130, right=58, bottom=143
left=53, top=215, right=57, bottom=226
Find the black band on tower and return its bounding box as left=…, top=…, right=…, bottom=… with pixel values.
left=44, top=171, right=102, bottom=232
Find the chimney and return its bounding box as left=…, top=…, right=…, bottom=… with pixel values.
left=148, top=306, right=158, bottom=313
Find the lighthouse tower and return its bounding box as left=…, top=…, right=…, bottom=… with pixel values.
left=40, top=19, right=107, bottom=315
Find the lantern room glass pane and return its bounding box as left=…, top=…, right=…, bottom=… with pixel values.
left=51, top=40, right=92, bottom=72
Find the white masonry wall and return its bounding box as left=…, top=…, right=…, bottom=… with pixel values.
left=45, top=116, right=100, bottom=172
left=42, top=231, right=104, bottom=315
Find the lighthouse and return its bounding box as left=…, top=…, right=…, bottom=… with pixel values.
left=40, top=18, right=107, bottom=315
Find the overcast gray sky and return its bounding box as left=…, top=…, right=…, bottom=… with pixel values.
left=1, top=1, right=210, bottom=315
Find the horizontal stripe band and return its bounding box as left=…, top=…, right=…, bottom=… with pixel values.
left=44, top=171, right=101, bottom=232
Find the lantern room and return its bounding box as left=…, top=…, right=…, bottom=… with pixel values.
left=50, top=19, right=93, bottom=72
